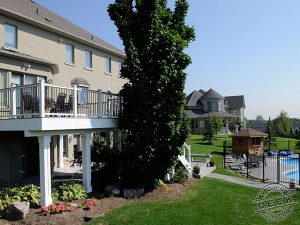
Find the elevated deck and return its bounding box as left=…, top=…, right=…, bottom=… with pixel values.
left=0, top=81, right=120, bottom=131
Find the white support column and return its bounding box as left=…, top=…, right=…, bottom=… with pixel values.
left=38, top=135, right=52, bottom=206
left=97, top=89, right=102, bottom=117
left=58, top=135, right=64, bottom=168
left=10, top=84, right=16, bottom=118
left=39, top=80, right=45, bottom=117
left=82, top=133, right=93, bottom=193
left=73, top=85, right=78, bottom=117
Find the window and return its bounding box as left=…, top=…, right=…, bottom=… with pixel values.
left=207, top=101, right=212, bottom=112
left=4, top=23, right=17, bottom=49
left=200, top=121, right=204, bottom=128
left=105, top=57, right=112, bottom=74
left=213, top=101, right=218, bottom=112
left=117, top=61, right=122, bottom=77
left=252, top=137, right=260, bottom=145
left=66, top=44, right=74, bottom=64
left=85, top=50, right=92, bottom=69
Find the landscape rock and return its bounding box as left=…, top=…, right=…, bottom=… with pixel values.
left=123, top=187, right=144, bottom=199
left=6, top=202, right=30, bottom=221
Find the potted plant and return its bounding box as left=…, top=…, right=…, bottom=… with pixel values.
left=209, top=159, right=215, bottom=167
left=45, top=98, right=55, bottom=112
left=192, top=165, right=201, bottom=179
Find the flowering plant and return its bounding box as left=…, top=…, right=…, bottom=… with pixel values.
left=45, top=98, right=55, bottom=108
left=84, top=198, right=97, bottom=210
left=41, top=202, right=72, bottom=215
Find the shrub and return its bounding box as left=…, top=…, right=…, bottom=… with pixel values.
left=73, top=134, right=121, bottom=189
left=193, top=165, right=200, bottom=174
left=0, top=184, right=40, bottom=217
left=172, top=162, right=189, bottom=184
left=59, top=183, right=87, bottom=201
left=51, top=188, right=60, bottom=202
left=154, top=179, right=172, bottom=192
left=209, top=159, right=215, bottom=167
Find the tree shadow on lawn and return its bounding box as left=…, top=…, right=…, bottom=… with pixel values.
left=194, top=142, right=213, bottom=145
left=211, top=151, right=224, bottom=156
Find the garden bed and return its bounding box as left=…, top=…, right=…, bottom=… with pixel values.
left=0, top=179, right=196, bottom=225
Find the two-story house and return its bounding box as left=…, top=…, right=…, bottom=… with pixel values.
left=185, top=88, right=245, bottom=134
left=0, top=0, right=126, bottom=206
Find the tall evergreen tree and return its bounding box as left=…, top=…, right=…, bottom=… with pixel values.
left=108, top=0, right=195, bottom=186
left=264, top=117, right=276, bottom=151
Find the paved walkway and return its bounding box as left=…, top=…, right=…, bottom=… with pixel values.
left=207, top=173, right=271, bottom=189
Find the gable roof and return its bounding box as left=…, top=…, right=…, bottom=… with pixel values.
left=198, top=89, right=206, bottom=95
left=186, top=90, right=203, bottom=107
left=201, top=88, right=224, bottom=100
left=231, top=128, right=267, bottom=137
left=225, top=95, right=245, bottom=109
left=0, top=0, right=125, bottom=58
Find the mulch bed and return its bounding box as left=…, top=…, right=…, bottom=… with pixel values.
left=0, top=178, right=197, bottom=225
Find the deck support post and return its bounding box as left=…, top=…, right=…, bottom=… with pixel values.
left=38, top=135, right=52, bottom=206
left=58, top=135, right=64, bottom=168
left=82, top=133, right=93, bottom=193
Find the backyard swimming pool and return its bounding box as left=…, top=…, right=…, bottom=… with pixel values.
left=282, top=158, right=299, bottom=180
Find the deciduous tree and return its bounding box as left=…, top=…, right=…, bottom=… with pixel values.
left=108, top=0, right=195, bottom=187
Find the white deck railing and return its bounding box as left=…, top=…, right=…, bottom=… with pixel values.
left=0, top=81, right=121, bottom=119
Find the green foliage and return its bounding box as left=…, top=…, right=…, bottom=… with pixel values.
left=172, top=162, right=189, bottom=183
left=51, top=188, right=60, bottom=203
left=273, top=111, right=292, bottom=137
left=72, top=134, right=122, bottom=189
left=264, top=117, right=277, bottom=150
left=59, top=183, right=87, bottom=202
left=154, top=179, right=171, bottom=192
left=228, top=117, right=242, bottom=133
left=211, top=115, right=224, bottom=134
left=203, top=115, right=223, bottom=144
left=0, top=184, right=40, bottom=217
left=108, top=0, right=195, bottom=187
left=91, top=134, right=121, bottom=189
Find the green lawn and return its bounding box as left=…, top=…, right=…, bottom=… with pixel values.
left=89, top=178, right=300, bottom=225
left=273, top=137, right=299, bottom=153
left=186, top=135, right=237, bottom=176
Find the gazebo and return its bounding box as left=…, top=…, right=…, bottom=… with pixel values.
left=231, top=128, right=267, bottom=156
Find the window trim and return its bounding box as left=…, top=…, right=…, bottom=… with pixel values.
left=4, top=23, right=18, bottom=49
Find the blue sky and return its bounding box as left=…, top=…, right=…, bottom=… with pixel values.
left=36, top=0, right=300, bottom=119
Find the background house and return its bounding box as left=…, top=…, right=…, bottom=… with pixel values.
left=185, top=88, right=245, bottom=134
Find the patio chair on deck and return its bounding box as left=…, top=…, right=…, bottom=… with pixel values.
left=56, top=93, right=67, bottom=113
left=66, top=95, right=73, bottom=113
left=22, top=92, right=39, bottom=114
left=22, top=92, right=32, bottom=113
